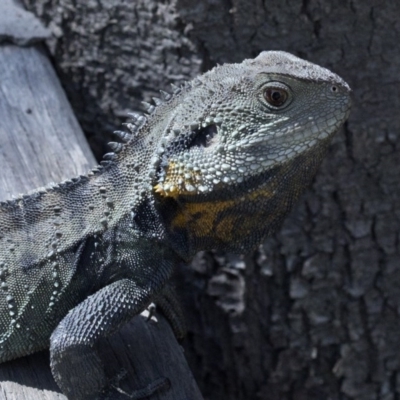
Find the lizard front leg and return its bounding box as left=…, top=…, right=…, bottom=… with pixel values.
left=50, top=279, right=168, bottom=400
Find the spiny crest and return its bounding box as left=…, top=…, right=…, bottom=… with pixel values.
left=103, top=111, right=148, bottom=163
left=108, top=142, right=124, bottom=153
left=141, top=101, right=155, bottom=114
left=160, top=90, right=172, bottom=101
left=113, top=130, right=132, bottom=143
left=102, top=153, right=116, bottom=160
left=170, top=83, right=181, bottom=94
left=106, top=85, right=177, bottom=155
left=152, top=97, right=163, bottom=106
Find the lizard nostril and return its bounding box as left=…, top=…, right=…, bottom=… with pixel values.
left=331, top=85, right=338, bottom=93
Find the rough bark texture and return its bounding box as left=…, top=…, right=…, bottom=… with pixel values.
left=18, top=1, right=400, bottom=399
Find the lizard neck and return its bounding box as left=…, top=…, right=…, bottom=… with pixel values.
left=156, top=144, right=330, bottom=260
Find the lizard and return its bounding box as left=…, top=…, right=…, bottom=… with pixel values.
left=0, top=51, right=351, bottom=399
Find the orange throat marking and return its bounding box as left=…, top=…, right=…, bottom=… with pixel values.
left=168, top=185, right=277, bottom=244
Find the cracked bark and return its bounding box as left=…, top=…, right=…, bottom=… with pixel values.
left=14, top=0, right=400, bottom=399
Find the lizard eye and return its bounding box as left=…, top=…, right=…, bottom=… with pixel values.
left=263, top=87, right=289, bottom=107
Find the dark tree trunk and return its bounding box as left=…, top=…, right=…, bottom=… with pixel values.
left=19, top=1, right=400, bottom=399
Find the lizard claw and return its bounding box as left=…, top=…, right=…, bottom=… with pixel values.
left=140, top=303, right=158, bottom=323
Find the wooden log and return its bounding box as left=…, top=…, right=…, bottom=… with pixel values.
left=0, top=18, right=203, bottom=400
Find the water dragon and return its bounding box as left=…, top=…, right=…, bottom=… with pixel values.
left=0, top=51, right=351, bottom=399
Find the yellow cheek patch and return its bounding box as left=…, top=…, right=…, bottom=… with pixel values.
left=154, top=161, right=202, bottom=197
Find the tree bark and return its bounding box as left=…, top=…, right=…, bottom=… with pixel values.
left=0, top=3, right=203, bottom=399
left=19, top=0, right=400, bottom=399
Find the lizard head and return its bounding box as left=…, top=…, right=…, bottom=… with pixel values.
left=153, top=51, right=351, bottom=258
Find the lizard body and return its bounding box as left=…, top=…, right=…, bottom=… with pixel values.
left=0, top=51, right=351, bottom=399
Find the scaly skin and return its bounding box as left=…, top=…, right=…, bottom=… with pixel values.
left=0, top=51, right=351, bottom=399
